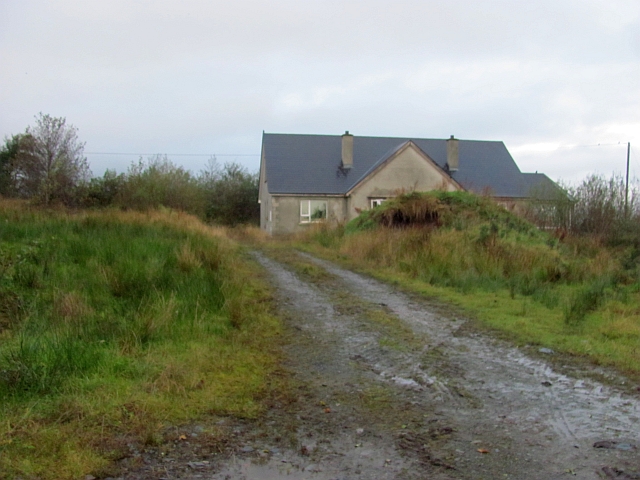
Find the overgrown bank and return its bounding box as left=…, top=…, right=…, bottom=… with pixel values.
left=295, top=191, right=640, bottom=376
left=0, top=200, right=281, bottom=479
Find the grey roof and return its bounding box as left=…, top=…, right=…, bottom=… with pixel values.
left=261, top=133, right=550, bottom=198
left=520, top=173, right=567, bottom=201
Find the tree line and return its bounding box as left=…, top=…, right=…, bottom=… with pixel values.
left=3, top=113, right=637, bottom=239
left=0, top=113, right=259, bottom=225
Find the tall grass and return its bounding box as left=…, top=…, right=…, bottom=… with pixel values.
left=0, top=200, right=281, bottom=479
left=320, top=192, right=620, bottom=296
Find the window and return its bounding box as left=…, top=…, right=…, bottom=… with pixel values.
left=300, top=200, right=327, bottom=223
left=370, top=198, right=386, bottom=208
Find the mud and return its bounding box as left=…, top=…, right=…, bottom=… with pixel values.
left=118, top=250, right=640, bottom=480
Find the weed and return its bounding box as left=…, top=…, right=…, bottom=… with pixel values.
left=0, top=334, right=102, bottom=397
left=176, top=243, right=203, bottom=272
left=0, top=288, right=27, bottom=329
left=564, top=278, right=609, bottom=326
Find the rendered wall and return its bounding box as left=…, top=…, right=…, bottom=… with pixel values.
left=260, top=189, right=273, bottom=234
left=348, top=146, right=460, bottom=219
left=270, top=196, right=347, bottom=235
left=258, top=145, right=272, bottom=233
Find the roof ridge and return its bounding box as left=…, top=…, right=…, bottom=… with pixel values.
left=263, top=132, right=508, bottom=144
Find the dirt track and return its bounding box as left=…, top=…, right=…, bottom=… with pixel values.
left=121, top=250, right=640, bottom=480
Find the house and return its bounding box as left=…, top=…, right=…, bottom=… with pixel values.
left=258, top=131, right=560, bottom=235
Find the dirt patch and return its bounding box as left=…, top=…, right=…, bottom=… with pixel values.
left=114, top=250, right=640, bottom=480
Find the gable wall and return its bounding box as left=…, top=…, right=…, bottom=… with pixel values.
left=260, top=191, right=273, bottom=234
left=348, top=147, right=461, bottom=219
left=258, top=147, right=273, bottom=232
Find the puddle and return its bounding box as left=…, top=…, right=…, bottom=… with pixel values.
left=211, top=459, right=338, bottom=480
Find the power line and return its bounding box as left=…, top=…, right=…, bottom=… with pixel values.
left=84, top=152, right=259, bottom=157
left=556, top=142, right=629, bottom=149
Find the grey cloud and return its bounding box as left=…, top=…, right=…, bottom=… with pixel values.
left=1, top=0, right=639, bottom=182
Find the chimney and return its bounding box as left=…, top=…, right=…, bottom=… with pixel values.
left=446, top=135, right=459, bottom=172
left=341, top=131, right=353, bottom=169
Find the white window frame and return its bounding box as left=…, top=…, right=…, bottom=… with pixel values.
left=370, top=198, right=387, bottom=208
left=300, top=200, right=327, bottom=223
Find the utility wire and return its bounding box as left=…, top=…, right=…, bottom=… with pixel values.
left=85, top=152, right=258, bottom=157
left=556, top=142, right=629, bottom=149
left=87, top=143, right=629, bottom=156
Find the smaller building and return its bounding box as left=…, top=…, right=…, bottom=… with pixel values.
left=259, top=132, right=559, bottom=235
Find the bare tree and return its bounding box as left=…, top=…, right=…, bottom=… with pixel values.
left=13, top=113, right=90, bottom=204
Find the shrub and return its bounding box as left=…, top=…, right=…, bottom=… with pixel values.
left=116, top=155, right=206, bottom=215
left=201, top=161, right=259, bottom=226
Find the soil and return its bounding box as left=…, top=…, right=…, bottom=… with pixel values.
left=113, top=250, right=640, bottom=480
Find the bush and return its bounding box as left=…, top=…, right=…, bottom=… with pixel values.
left=570, top=174, right=640, bottom=242
left=80, top=169, right=125, bottom=208
left=527, top=174, right=640, bottom=246
left=201, top=161, right=259, bottom=226
left=116, top=155, right=206, bottom=215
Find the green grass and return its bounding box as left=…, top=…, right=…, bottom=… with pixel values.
left=0, top=201, right=282, bottom=479
left=291, top=192, right=640, bottom=378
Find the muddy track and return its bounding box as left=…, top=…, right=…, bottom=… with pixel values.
left=120, top=250, right=640, bottom=480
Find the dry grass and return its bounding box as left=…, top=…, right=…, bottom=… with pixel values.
left=225, top=225, right=270, bottom=245
left=176, top=243, right=203, bottom=272
left=52, top=291, right=93, bottom=327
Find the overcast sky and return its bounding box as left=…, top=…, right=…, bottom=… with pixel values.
left=1, top=0, right=639, bottom=184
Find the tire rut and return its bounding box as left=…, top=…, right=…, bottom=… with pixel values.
left=297, top=252, right=640, bottom=479
left=118, top=250, right=640, bottom=480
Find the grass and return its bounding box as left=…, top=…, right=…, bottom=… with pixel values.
left=287, top=191, right=640, bottom=378
left=0, top=201, right=282, bottom=479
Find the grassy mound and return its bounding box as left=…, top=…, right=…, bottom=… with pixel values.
left=332, top=191, right=599, bottom=296
left=348, top=191, right=537, bottom=236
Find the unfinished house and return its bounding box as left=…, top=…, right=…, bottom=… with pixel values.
left=258, top=131, right=560, bottom=234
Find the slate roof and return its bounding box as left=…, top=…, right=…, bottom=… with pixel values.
left=262, top=133, right=548, bottom=198
left=520, top=173, right=567, bottom=201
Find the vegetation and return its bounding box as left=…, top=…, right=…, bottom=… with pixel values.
left=296, top=189, right=640, bottom=376
left=0, top=135, right=21, bottom=196
left=1, top=115, right=260, bottom=226
left=526, top=173, right=640, bottom=245
left=113, top=155, right=207, bottom=215
left=1, top=114, right=90, bottom=205
left=0, top=200, right=280, bottom=479
left=201, top=160, right=260, bottom=226
left=79, top=156, right=259, bottom=225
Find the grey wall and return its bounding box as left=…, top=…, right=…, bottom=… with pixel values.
left=348, top=145, right=460, bottom=219
left=269, top=196, right=347, bottom=235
